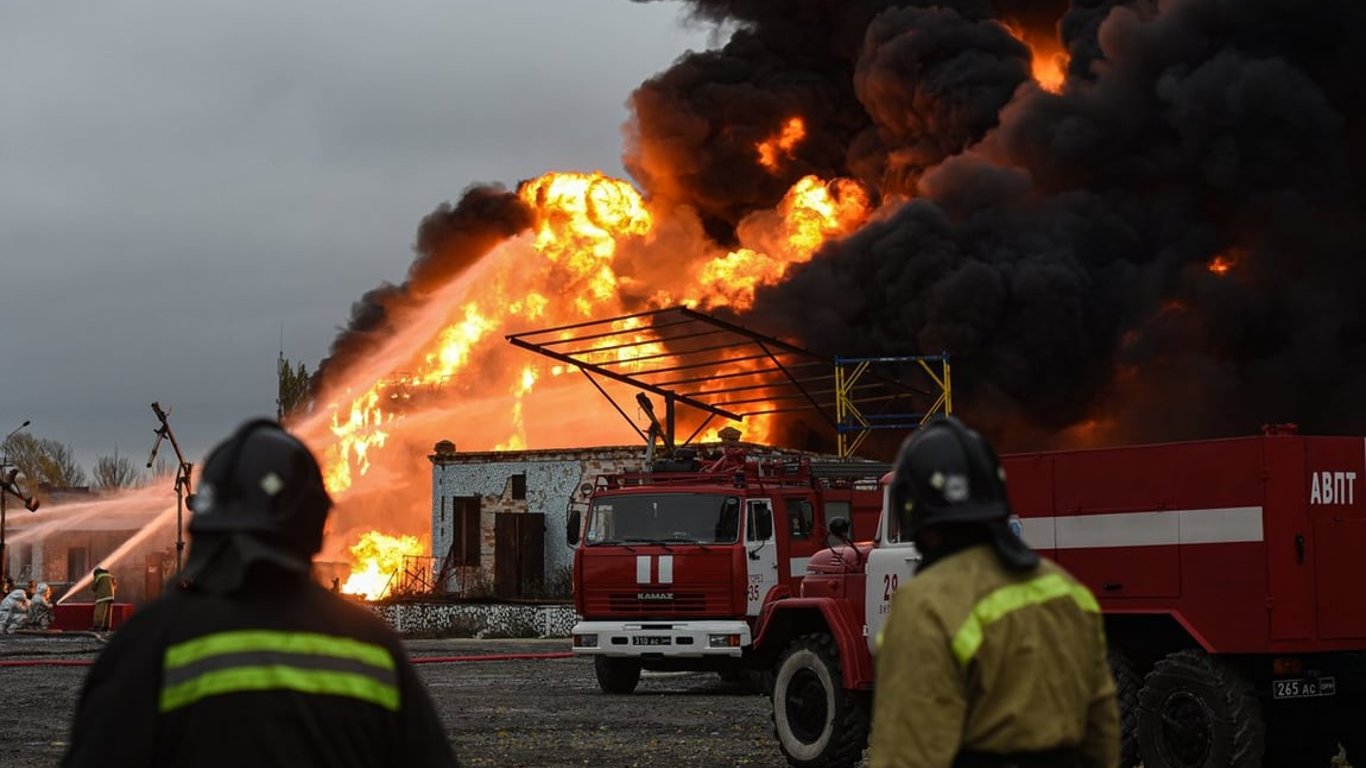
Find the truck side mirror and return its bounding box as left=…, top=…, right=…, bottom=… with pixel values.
left=567, top=509, right=582, bottom=547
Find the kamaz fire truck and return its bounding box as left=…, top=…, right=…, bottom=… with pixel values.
left=760, top=428, right=1366, bottom=768
left=569, top=446, right=887, bottom=694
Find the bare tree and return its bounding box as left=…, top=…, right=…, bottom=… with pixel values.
left=93, top=452, right=141, bottom=491
left=3, top=432, right=88, bottom=488
left=150, top=455, right=175, bottom=480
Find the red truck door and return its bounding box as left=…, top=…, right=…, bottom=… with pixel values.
left=1049, top=447, right=1182, bottom=598
left=1264, top=436, right=1316, bottom=641
left=1305, top=437, right=1366, bottom=639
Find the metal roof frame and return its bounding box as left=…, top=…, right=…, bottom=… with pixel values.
left=507, top=306, right=947, bottom=457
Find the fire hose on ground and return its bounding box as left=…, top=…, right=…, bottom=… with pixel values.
left=0, top=650, right=573, bottom=667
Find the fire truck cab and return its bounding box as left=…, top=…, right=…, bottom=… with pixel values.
left=762, top=429, right=1366, bottom=768
left=569, top=447, right=886, bottom=694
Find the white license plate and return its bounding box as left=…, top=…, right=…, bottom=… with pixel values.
left=632, top=636, right=671, bottom=646
left=1272, top=676, right=1336, bottom=700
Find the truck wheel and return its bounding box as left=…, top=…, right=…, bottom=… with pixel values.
left=770, top=634, right=868, bottom=768
left=1108, top=649, right=1142, bottom=768
left=593, top=656, right=641, bottom=695
left=1137, top=649, right=1263, bottom=768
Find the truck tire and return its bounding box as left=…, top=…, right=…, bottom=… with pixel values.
left=770, top=633, right=868, bottom=768
left=1108, top=649, right=1142, bottom=768
left=594, top=656, right=641, bottom=695
left=1137, top=649, right=1263, bottom=768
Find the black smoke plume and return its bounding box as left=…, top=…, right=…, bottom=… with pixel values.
left=731, top=0, right=1366, bottom=449
left=312, top=185, right=532, bottom=393
left=319, top=0, right=1366, bottom=454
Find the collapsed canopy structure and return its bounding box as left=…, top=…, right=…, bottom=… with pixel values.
left=507, top=306, right=950, bottom=457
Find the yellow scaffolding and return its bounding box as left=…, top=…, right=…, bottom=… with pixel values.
left=834, top=354, right=952, bottom=459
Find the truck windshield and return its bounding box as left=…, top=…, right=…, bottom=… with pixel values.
left=586, top=493, right=741, bottom=545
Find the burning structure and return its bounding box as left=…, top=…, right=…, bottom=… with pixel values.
left=294, top=0, right=1364, bottom=596
left=40, top=1, right=1365, bottom=598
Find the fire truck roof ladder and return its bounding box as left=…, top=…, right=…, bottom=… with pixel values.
left=506, top=306, right=948, bottom=459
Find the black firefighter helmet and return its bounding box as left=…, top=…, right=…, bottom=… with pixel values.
left=890, top=415, right=1037, bottom=571
left=187, top=419, right=333, bottom=575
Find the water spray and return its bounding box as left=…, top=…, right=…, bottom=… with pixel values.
left=58, top=502, right=177, bottom=604
left=146, top=402, right=193, bottom=577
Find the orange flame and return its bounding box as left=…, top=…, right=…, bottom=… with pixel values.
left=1002, top=22, right=1069, bottom=94
left=304, top=167, right=874, bottom=583
left=1207, top=248, right=1245, bottom=277
left=341, top=530, right=425, bottom=600
left=757, top=117, right=807, bottom=171
left=697, top=176, right=870, bottom=310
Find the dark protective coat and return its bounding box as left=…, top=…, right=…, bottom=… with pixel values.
left=870, top=545, right=1119, bottom=768
left=90, top=571, right=116, bottom=630
left=62, top=575, right=459, bottom=768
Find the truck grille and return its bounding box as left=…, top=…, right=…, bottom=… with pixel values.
left=590, top=592, right=710, bottom=614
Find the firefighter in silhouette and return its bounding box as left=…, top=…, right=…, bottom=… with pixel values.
left=63, top=419, right=459, bottom=767
left=870, top=416, right=1118, bottom=768
left=90, top=568, right=117, bottom=631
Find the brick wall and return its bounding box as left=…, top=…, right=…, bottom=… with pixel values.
left=429, top=446, right=645, bottom=594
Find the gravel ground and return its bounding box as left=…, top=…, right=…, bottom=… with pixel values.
left=0, top=634, right=806, bottom=768
left=5, top=634, right=1354, bottom=768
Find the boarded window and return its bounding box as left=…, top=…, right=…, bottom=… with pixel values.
left=511, top=473, right=527, bottom=500
left=68, top=547, right=90, bottom=582
left=450, top=497, right=481, bottom=566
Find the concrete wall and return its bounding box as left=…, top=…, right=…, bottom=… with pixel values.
left=429, top=447, right=645, bottom=592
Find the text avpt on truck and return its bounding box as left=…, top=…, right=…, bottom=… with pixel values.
left=566, top=444, right=887, bottom=695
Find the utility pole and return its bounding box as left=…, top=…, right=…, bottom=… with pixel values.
left=146, top=403, right=192, bottom=576
left=0, top=420, right=39, bottom=584
left=276, top=324, right=285, bottom=422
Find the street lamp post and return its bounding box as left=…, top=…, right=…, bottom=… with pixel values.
left=0, top=420, right=35, bottom=584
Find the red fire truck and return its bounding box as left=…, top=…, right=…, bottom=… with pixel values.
left=761, top=428, right=1366, bottom=768
left=568, top=446, right=886, bottom=694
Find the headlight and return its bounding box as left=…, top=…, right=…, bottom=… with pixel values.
left=708, top=633, right=740, bottom=648
left=573, top=633, right=599, bottom=648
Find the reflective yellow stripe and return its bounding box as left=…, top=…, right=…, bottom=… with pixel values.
left=164, top=630, right=394, bottom=671
left=159, top=665, right=399, bottom=713
left=950, top=572, right=1099, bottom=666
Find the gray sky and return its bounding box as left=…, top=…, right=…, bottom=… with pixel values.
left=1, top=0, right=714, bottom=473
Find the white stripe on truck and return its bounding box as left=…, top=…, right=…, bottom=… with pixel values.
left=1020, top=506, right=1263, bottom=550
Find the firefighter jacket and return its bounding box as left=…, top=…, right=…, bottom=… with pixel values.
left=869, top=544, right=1119, bottom=768
left=61, top=576, right=460, bottom=768
left=92, top=571, right=115, bottom=603
left=27, top=584, right=53, bottom=630
left=0, top=588, right=30, bottom=633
